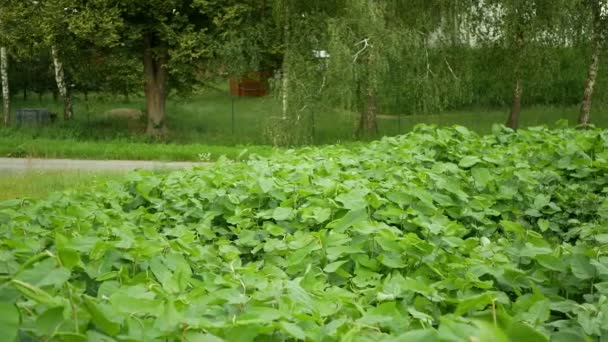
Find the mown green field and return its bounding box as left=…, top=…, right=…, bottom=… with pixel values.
left=0, top=126, right=607, bottom=341
left=0, top=171, right=129, bottom=201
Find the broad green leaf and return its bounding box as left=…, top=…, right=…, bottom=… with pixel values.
left=500, top=220, right=525, bottom=238
left=327, top=209, right=368, bottom=233
left=185, top=332, right=224, bottom=342
left=471, top=167, right=492, bottom=188
left=392, top=329, right=438, bottom=342
left=473, top=321, right=509, bottom=342
left=570, top=254, right=596, bottom=280
left=272, top=207, right=294, bottom=221
left=16, top=258, right=71, bottom=288
left=324, top=260, right=348, bottom=273
left=154, top=300, right=182, bottom=333
left=237, top=306, right=283, bottom=324
left=459, top=156, right=482, bottom=168
left=537, top=219, right=550, bottom=232
left=34, top=307, right=66, bottom=337
left=280, top=321, right=307, bottom=339
left=11, top=280, right=62, bottom=307
left=455, top=292, right=494, bottom=315
left=505, top=321, right=549, bottom=342
left=185, top=332, right=225, bottom=342
left=0, top=302, right=19, bottom=342
left=83, top=296, right=122, bottom=337
left=336, top=189, right=369, bottom=210
left=594, top=234, right=608, bottom=244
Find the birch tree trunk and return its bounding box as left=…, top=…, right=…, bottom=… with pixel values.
left=579, top=40, right=601, bottom=125
left=143, top=33, right=168, bottom=137
left=281, top=1, right=290, bottom=120
left=579, top=1, right=603, bottom=126
left=1, top=46, right=9, bottom=126
left=51, top=46, right=73, bottom=121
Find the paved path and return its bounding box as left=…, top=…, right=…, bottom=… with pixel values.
left=0, top=158, right=208, bottom=172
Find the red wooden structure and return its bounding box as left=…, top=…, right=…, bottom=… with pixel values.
left=229, top=71, right=271, bottom=97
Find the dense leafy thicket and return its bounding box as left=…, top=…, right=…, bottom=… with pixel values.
left=1, top=126, right=608, bottom=341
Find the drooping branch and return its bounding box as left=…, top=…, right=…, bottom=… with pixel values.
left=353, top=38, right=370, bottom=63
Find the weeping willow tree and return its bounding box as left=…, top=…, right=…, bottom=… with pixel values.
left=323, top=0, right=403, bottom=137
left=390, top=0, right=474, bottom=115
left=472, top=0, right=572, bottom=129
left=323, top=0, right=472, bottom=137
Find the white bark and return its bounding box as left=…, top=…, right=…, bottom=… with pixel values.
left=1, top=46, right=9, bottom=126
left=51, top=46, right=73, bottom=120
left=281, top=3, right=290, bottom=120
left=281, top=66, right=289, bottom=120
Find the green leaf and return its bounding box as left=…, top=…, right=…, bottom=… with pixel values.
left=0, top=302, right=20, bottom=342
left=500, top=220, right=525, bottom=238
left=327, top=208, right=367, bottom=233
left=154, top=300, right=182, bottom=333
left=473, top=321, right=509, bottom=342
left=34, top=307, right=66, bottom=337
left=237, top=306, right=283, bottom=324
left=594, top=234, right=608, bottom=244
left=336, top=189, right=369, bottom=210
left=83, top=296, right=122, bottom=337
left=11, top=280, right=62, bottom=307
left=16, top=258, right=71, bottom=288
left=537, top=219, right=550, bottom=232
left=570, top=254, right=596, bottom=280
left=324, top=260, right=348, bottom=273
left=279, top=321, right=306, bottom=340
left=459, top=156, right=482, bottom=168
left=535, top=255, right=567, bottom=272
left=392, top=329, right=438, bottom=341
left=455, top=292, right=494, bottom=315
left=505, top=321, right=549, bottom=342
left=471, top=167, right=492, bottom=188
left=185, top=332, right=225, bottom=342
left=272, top=207, right=294, bottom=221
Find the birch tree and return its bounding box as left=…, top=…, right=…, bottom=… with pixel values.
left=39, top=1, right=76, bottom=120
left=2, top=0, right=77, bottom=120
left=1, top=46, right=8, bottom=126
left=50, top=46, right=73, bottom=120
left=579, top=0, right=608, bottom=125
left=0, top=8, right=9, bottom=126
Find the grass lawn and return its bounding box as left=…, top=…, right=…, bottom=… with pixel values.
left=1, top=83, right=607, bottom=161
left=0, top=136, right=277, bottom=161
left=0, top=171, right=128, bottom=201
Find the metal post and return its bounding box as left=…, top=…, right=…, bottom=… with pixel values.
left=397, top=88, right=401, bottom=134
left=231, top=95, right=235, bottom=135
left=311, top=108, right=316, bottom=144
left=398, top=113, right=402, bottom=134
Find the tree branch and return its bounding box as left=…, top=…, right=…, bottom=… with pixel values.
left=353, top=38, right=370, bottom=63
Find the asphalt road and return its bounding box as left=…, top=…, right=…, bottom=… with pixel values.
left=0, top=158, right=207, bottom=172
